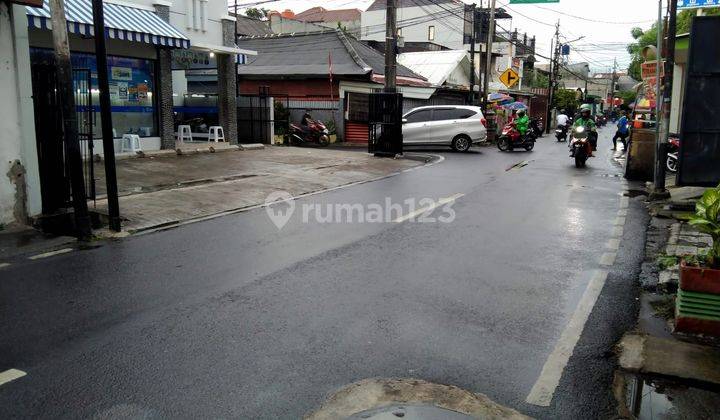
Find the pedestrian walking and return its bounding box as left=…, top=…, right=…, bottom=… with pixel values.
left=612, top=111, right=630, bottom=151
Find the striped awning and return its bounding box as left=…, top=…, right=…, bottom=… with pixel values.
left=26, top=0, right=190, bottom=49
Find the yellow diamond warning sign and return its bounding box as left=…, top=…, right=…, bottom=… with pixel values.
left=499, top=68, right=520, bottom=89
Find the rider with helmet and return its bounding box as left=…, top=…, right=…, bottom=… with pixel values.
left=573, top=104, right=597, bottom=157
left=515, top=109, right=530, bottom=137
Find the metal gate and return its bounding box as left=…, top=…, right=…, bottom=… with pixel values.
left=74, top=69, right=96, bottom=201
left=237, top=88, right=290, bottom=144
left=30, top=65, right=96, bottom=213
left=678, top=16, right=720, bottom=186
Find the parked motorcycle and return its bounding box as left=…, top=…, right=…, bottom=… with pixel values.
left=570, top=125, right=591, bottom=168
left=530, top=117, right=544, bottom=138
left=289, top=117, right=330, bottom=147
left=555, top=123, right=570, bottom=142
left=497, top=122, right=536, bottom=152
left=666, top=135, right=680, bottom=173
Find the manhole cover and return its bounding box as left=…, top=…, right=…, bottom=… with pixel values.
left=347, top=404, right=474, bottom=420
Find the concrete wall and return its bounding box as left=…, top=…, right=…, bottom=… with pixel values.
left=0, top=4, right=42, bottom=226
left=269, top=15, right=330, bottom=35
left=128, top=0, right=228, bottom=48
left=361, top=6, right=465, bottom=50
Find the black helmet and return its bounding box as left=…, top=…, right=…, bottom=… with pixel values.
left=518, top=109, right=526, bottom=116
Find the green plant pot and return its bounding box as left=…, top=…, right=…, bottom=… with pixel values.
left=676, top=260, right=720, bottom=336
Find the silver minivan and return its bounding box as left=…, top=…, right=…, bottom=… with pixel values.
left=402, top=106, right=488, bottom=152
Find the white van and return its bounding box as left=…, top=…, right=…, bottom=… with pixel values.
left=402, top=106, right=488, bottom=152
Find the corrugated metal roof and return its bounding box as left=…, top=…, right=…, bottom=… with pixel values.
left=397, top=50, right=468, bottom=87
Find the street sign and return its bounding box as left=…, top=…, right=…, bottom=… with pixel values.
left=499, top=68, right=519, bottom=88
left=678, top=0, right=720, bottom=9
left=510, top=0, right=559, bottom=3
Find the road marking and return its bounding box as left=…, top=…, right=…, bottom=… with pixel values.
left=393, top=193, right=465, bottom=223
left=526, top=270, right=609, bottom=407
left=0, top=369, right=26, bottom=387
left=28, top=248, right=74, bottom=260
left=600, top=252, right=617, bottom=266
left=613, top=217, right=626, bottom=226
left=612, top=226, right=624, bottom=238
left=617, top=209, right=628, bottom=217
left=607, top=238, right=621, bottom=250
left=0, top=263, right=10, bottom=270
left=620, top=197, right=630, bottom=208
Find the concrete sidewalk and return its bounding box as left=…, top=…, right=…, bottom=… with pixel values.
left=92, top=147, right=431, bottom=233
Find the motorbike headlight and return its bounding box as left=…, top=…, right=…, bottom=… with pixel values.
left=576, top=127, right=585, bottom=133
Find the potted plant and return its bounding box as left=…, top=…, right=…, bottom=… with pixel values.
left=675, top=183, right=720, bottom=336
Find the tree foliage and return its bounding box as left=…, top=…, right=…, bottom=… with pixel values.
left=245, top=7, right=269, bottom=20
left=552, top=89, right=579, bottom=114
left=627, top=8, right=720, bottom=80
left=618, top=90, right=637, bottom=105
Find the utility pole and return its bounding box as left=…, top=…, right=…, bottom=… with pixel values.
left=482, top=0, right=496, bottom=110
left=545, top=21, right=560, bottom=134
left=469, top=3, right=476, bottom=104
left=610, top=58, right=617, bottom=114
left=650, top=0, right=667, bottom=198
left=384, top=0, right=397, bottom=92
left=49, top=0, right=92, bottom=239
left=653, top=0, right=677, bottom=198
left=92, top=0, right=121, bottom=231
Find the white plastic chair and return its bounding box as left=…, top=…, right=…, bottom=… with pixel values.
left=177, top=125, right=193, bottom=143
left=121, top=134, right=141, bottom=153
left=208, top=126, right=225, bottom=142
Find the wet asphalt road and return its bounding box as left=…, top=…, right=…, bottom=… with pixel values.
left=0, top=128, right=648, bottom=419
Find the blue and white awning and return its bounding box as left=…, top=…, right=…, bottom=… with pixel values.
left=26, top=0, right=190, bottom=49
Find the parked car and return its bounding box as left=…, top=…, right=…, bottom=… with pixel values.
left=402, top=106, right=487, bottom=152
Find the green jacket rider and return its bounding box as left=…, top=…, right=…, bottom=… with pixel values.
left=515, top=110, right=530, bottom=135
left=573, top=105, right=597, bottom=131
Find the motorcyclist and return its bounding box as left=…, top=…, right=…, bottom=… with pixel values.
left=515, top=109, right=530, bottom=138
left=573, top=104, right=597, bottom=157
left=556, top=109, right=570, bottom=128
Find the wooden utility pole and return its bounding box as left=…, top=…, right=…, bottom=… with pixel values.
left=482, top=0, right=496, bottom=110
left=384, top=0, right=397, bottom=92
left=49, top=0, right=92, bottom=239
left=545, top=21, right=560, bottom=134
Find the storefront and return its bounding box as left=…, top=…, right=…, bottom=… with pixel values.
left=24, top=0, right=191, bottom=154
left=30, top=48, right=160, bottom=141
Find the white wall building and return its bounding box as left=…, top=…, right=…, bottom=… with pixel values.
left=361, top=0, right=466, bottom=50
left=0, top=2, right=42, bottom=227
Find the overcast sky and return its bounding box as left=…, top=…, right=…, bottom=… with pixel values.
left=235, top=0, right=663, bottom=72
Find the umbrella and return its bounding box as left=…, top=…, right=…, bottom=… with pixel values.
left=504, top=102, right=528, bottom=110
left=488, top=93, right=514, bottom=104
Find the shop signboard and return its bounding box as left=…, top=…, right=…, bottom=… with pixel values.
left=678, top=0, right=720, bottom=9
left=172, top=50, right=212, bottom=70
left=111, top=67, right=132, bottom=81
left=641, top=61, right=664, bottom=81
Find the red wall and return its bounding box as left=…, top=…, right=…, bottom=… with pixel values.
left=239, top=79, right=340, bottom=98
